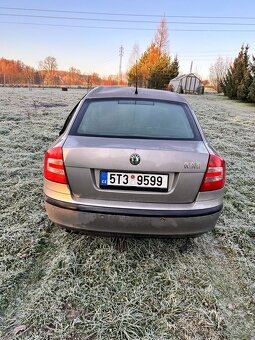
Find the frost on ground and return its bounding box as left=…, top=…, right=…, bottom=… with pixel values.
left=0, top=88, right=254, bottom=339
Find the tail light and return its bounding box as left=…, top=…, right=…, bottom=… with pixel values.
left=44, top=146, right=67, bottom=184
left=200, top=154, right=225, bottom=191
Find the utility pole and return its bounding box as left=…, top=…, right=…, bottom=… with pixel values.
left=118, top=45, right=124, bottom=85
left=190, top=61, right=193, bottom=74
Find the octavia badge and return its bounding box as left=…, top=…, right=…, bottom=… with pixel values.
left=130, top=154, right=140, bottom=165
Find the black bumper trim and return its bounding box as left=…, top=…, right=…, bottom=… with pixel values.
left=45, top=196, right=223, bottom=218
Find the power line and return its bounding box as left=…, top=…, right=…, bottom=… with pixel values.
left=1, top=21, right=255, bottom=32
left=2, top=13, right=161, bottom=23
left=1, top=13, right=255, bottom=25
left=1, top=6, right=255, bottom=20
left=0, top=21, right=155, bottom=30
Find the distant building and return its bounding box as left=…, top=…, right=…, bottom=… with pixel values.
left=169, top=73, right=203, bottom=94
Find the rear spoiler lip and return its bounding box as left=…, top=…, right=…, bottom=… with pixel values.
left=44, top=195, right=223, bottom=218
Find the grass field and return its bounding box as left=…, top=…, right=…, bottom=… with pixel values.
left=0, top=88, right=254, bottom=339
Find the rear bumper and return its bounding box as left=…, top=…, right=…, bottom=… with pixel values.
left=45, top=196, right=222, bottom=236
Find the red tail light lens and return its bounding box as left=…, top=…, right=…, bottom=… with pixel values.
left=44, top=146, right=67, bottom=184
left=200, top=154, right=225, bottom=191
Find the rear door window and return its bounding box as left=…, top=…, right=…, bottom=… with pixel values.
left=59, top=103, right=79, bottom=136
left=70, top=99, right=201, bottom=140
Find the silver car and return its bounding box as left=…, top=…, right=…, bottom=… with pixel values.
left=44, top=86, right=225, bottom=236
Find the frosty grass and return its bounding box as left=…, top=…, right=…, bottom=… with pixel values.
left=0, top=88, right=254, bottom=339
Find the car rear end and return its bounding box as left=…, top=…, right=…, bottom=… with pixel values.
left=44, top=87, right=225, bottom=236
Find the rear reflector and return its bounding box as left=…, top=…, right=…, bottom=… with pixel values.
left=44, top=146, right=67, bottom=184
left=200, top=154, right=225, bottom=191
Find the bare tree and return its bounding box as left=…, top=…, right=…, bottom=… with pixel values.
left=209, top=56, right=231, bottom=93
left=38, top=61, right=46, bottom=88
left=153, top=16, right=169, bottom=54
left=127, top=43, right=140, bottom=70
left=23, top=65, right=35, bottom=90
left=39, top=56, right=58, bottom=85
left=66, top=67, right=81, bottom=85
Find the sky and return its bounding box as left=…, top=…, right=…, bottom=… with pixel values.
left=0, top=0, right=255, bottom=79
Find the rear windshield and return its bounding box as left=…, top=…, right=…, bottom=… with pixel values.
left=70, top=99, right=201, bottom=140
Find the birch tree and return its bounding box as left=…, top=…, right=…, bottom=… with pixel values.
left=209, top=56, right=231, bottom=93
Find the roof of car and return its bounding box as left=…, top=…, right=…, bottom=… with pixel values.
left=85, top=86, right=187, bottom=103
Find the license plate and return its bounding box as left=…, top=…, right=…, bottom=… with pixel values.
left=100, top=171, right=168, bottom=190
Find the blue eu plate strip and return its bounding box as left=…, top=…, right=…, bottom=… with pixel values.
left=100, top=171, right=108, bottom=186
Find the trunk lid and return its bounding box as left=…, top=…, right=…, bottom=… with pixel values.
left=63, top=136, right=209, bottom=204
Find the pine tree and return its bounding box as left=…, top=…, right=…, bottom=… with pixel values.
left=223, top=67, right=235, bottom=98
left=231, top=45, right=246, bottom=99
left=148, top=54, right=179, bottom=89
left=248, top=56, right=255, bottom=103
left=237, top=45, right=252, bottom=100
left=237, top=69, right=253, bottom=101
left=223, top=44, right=253, bottom=101
left=169, top=56, right=179, bottom=80
left=248, top=78, right=255, bottom=103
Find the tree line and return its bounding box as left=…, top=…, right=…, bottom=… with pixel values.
left=0, top=56, right=125, bottom=87
left=222, top=45, right=255, bottom=103
left=1, top=17, right=179, bottom=91
left=209, top=45, right=255, bottom=103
